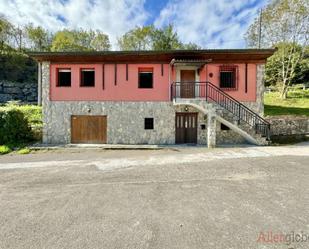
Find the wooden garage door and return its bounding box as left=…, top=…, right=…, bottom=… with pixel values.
left=71, top=115, right=107, bottom=143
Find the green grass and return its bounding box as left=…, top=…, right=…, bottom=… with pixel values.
left=0, top=143, right=32, bottom=155
left=0, top=145, right=12, bottom=155
left=264, top=89, right=309, bottom=116
left=17, top=147, right=31, bottom=154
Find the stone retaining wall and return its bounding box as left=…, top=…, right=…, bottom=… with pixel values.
left=0, top=81, right=37, bottom=103
left=266, top=117, right=309, bottom=136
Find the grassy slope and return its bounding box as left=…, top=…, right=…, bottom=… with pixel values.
left=264, top=90, right=309, bottom=116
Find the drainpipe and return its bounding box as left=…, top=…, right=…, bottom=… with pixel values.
left=168, top=62, right=171, bottom=101
left=169, top=59, right=175, bottom=101
left=38, top=62, right=42, bottom=106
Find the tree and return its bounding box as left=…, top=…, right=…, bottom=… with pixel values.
left=151, top=24, right=183, bottom=50
left=180, top=42, right=202, bottom=50
left=51, top=29, right=110, bottom=52
left=117, top=24, right=200, bottom=51
left=90, top=31, right=111, bottom=51
left=51, top=30, right=85, bottom=52
left=25, top=24, right=51, bottom=51
left=245, top=0, right=309, bottom=99
left=117, top=26, right=154, bottom=50
left=264, top=42, right=305, bottom=87
left=0, top=16, right=13, bottom=51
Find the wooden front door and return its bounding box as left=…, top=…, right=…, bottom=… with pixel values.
left=180, top=70, right=195, bottom=98
left=175, top=113, right=198, bottom=144
left=71, top=115, right=107, bottom=143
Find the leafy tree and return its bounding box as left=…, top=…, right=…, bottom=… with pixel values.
left=90, top=31, right=111, bottom=51
left=51, top=29, right=110, bottom=52
left=0, top=16, right=13, bottom=51
left=51, top=30, right=90, bottom=51
left=117, top=24, right=200, bottom=51
left=25, top=24, right=51, bottom=51
left=117, top=26, right=154, bottom=50
left=180, top=42, right=202, bottom=50
left=151, top=24, right=183, bottom=50
left=245, top=0, right=309, bottom=98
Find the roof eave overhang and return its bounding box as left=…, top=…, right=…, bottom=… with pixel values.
left=27, top=49, right=276, bottom=63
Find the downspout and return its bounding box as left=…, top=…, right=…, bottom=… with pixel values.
left=169, top=59, right=175, bottom=101
left=37, top=62, right=42, bottom=106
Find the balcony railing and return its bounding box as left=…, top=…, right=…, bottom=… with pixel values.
left=171, top=81, right=270, bottom=140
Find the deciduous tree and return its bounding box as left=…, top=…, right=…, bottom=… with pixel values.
left=245, top=0, right=309, bottom=98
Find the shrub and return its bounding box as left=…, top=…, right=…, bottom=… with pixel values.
left=0, top=145, right=11, bottom=155
left=0, top=107, right=33, bottom=144
left=0, top=104, right=42, bottom=145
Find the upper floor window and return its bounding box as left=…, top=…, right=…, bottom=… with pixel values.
left=57, top=69, right=71, bottom=87
left=138, top=68, right=153, bottom=88
left=80, top=68, right=95, bottom=87
left=219, top=65, right=238, bottom=90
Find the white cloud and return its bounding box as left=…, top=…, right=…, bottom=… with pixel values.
left=0, top=0, right=148, bottom=49
left=0, top=0, right=269, bottom=49
left=154, top=0, right=268, bottom=48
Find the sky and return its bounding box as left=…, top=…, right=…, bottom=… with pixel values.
left=0, top=0, right=268, bottom=49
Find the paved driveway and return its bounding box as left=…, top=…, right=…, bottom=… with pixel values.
left=0, top=144, right=308, bottom=249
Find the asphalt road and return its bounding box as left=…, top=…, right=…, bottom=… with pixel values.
left=0, top=144, right=308, bottom=249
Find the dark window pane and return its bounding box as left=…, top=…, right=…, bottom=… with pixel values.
left=220, top=71, right=235, bottom=88
left=139, top=72, right=153, bottom=88
left=144, top=118, right=154, bottom=130
left=81, top=69, right=95, bottom=87
left=57, top=70, right=71, bottom=87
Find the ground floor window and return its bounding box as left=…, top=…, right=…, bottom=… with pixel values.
left=144, top=118, right=154, bottom=129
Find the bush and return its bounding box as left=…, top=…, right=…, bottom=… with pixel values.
left=0, top=145, right=11, bottom=155
left=0, top=108, right=32, bottom=144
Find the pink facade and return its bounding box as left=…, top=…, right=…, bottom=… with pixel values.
left=50, top=63, right=258, bottom=102
left=50, top=64, right=170, bottom=101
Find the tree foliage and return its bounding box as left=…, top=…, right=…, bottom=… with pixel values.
left=117, top=26, right=154, bottom=50
left=26, top=24, right=51, bottom=51
left=245, top=0, right=309, bottom=98
left=0, top=15, right=203, bottom=84
left=51, top=29, right=111, bottom=52
left=117, top=24, right=201, bottom=50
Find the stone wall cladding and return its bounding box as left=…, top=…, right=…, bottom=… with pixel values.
left=46, top=101, right=176, bottom=144
left=216, top=124, right=247, bottom=144
left=0, top=81, right=37, bottom=103
left=266, top=117, right=309, bottom=136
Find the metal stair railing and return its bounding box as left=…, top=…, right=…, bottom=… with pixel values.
left=171, top=81, right=270, bottom=140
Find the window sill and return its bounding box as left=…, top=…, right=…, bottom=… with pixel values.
left=220, top=88, right=238, bottom=91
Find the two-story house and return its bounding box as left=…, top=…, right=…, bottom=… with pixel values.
left=29, top=49, right=275, bottom=147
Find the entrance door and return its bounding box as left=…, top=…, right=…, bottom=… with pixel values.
left=175, top=113, right=198, bottom=144
left=71, top=115, right=107, bottom=143
left=180, top=70, right=195, bottom=98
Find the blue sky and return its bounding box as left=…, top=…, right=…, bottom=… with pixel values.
left=0, top=0, right=268, bottom=49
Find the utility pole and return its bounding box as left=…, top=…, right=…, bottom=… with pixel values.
left=258, top=8, right=262, bottom=49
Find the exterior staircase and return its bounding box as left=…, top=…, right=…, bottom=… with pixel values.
left=171, top=81, right=270, bottom=145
